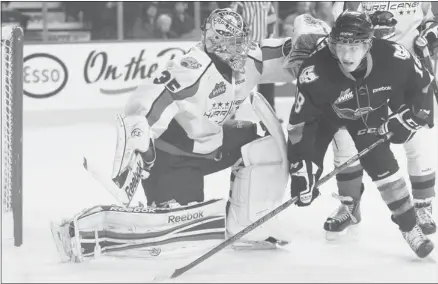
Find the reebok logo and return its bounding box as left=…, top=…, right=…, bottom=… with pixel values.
left=335, top=88, right=353, bottom=104
left=209, top=82, right=227, bottom=98
left=377, top=171, right=390, bottom=178
left=373, top=86, right=392, bottom=94
left=109, top=206, right=156, bottom=213
left=168, top=211, right=204, bottom=223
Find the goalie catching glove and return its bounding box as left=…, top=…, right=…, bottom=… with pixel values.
left=112, top=114, right=156, bottom=203
left=290, top=160, right=322, bottom=207
left=378, top=105, right=428, bottom=144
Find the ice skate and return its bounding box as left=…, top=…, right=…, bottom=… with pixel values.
left=50, top=220, right=82, bottom=263
left=324, top=193, right=361, bottom=241
left=401, top=224, right=434, bottom=258
left=414, top=198, right=436, bottom=235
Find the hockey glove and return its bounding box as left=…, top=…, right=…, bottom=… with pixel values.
left=415, top=21, right=438, bottom=57
left=369, top=11, right=397, bottom=40
left=378, top=105, right=427, bottom=144
left=112, top=115, right=156, bottom=202
left=290, top=160, right=322, bottom=207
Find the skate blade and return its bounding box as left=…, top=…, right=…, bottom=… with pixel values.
left=50, top=222, right=73, bottom=263
left=232, top=241, right=278, bottom=250
left=325, top=224, right=360, bottom=242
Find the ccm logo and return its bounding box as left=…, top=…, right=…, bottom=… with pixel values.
left=168, top=211, right=204, bottom=223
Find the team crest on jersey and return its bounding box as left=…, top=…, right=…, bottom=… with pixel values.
left=211, top=10, right=245, bottom=37
left=361, top=1, right=419, bottom=16
left=299, top=65, right=318, bottom=84
left=335, top=88, right=354, bottom=104
left=181, top=57, right=202, bottom=69
left=204, top=101, right=233, bottom=123
left=209, top=82, right=227, bottom=98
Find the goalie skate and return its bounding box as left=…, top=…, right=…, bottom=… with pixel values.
left=50, top=221, right=82, bottom=263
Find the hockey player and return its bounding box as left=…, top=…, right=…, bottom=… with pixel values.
left=322, top=2, right=437, bottom=238
left=51, top=8, right=294, bottom=262
left=288, top=10, right=435, bottom=258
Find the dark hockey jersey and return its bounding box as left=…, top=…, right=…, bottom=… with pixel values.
left=288, top=38, right=433, bottom=163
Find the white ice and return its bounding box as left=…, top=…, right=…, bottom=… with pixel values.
left=2, top=97, right=438, bottom=283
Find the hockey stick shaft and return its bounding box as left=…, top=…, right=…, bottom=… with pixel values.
left=160, top=132, right=392, bottom=280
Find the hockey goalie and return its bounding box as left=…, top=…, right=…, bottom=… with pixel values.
left=50, top=8, right=295, bottom=262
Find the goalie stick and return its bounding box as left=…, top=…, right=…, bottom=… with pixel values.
left=82, top=156, right=137, bottom=207
left=153, top=132, right=393, bottom=281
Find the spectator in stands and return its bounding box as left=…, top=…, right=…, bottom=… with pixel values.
left=171, top=2, right=195, bottom=38
left=131, top=2, right=159, bottom=39
left=1, top=1, right=29, bottom=31
left=202, top=1, right=219, bottom=23
left=282, top=2, right=314, bottom=36
left=314, top=1, right=334, bottom=26
left=230, top=1, right=279, bottom=113
left=155, top=14, right=178, bottom=39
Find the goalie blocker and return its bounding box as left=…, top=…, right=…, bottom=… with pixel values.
left=51, top=93, right=290, bottom=262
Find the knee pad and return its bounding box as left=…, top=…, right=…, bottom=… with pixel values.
left=227, top=135, right=289, bottom=241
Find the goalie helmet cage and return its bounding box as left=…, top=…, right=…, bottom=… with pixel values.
left=1, top=25, right=23, bottom=247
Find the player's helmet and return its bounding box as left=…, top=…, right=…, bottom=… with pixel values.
left=329, top=10, right=374, bottom=57
left=202, top=8, right=252, bottom=72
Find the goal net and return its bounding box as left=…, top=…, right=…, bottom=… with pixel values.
left=1, top=25, right=23, bottom=247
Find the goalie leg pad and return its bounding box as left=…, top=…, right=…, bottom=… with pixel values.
left=227, top=135, right=289, bottom=242
left=51, top=199, right=226, bottom=261
left=250, top=91, right=285, bottom=152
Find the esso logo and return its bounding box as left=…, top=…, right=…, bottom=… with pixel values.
left=23, top=53, right=68, bottom=98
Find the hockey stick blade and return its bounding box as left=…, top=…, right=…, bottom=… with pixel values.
left=82, top=156, right=132, bottom=206
left=154, top=132, right=392, bottom=281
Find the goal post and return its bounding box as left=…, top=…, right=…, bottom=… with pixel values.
left=1, top=25, right=24, bottom=247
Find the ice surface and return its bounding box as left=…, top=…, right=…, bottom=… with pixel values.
left=2, top=97, right=437, bottom=283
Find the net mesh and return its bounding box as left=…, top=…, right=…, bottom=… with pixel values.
left=2, top=25, right=15, bottom=213
left=1, top=25, right=23, bottom=246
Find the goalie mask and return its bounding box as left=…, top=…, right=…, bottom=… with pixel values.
left=202, top=8, right=252, bottom=72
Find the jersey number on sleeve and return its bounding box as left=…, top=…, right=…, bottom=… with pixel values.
left=294, top=92, right=306, bottom=113
left=299, top=65, right=319, bottom=84
left=392, top=43, right=411, bottom=60
left=153, top=70, right=182, bottom=92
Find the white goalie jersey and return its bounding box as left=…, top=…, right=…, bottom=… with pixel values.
left=125, top=39, right=293, bottom=156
